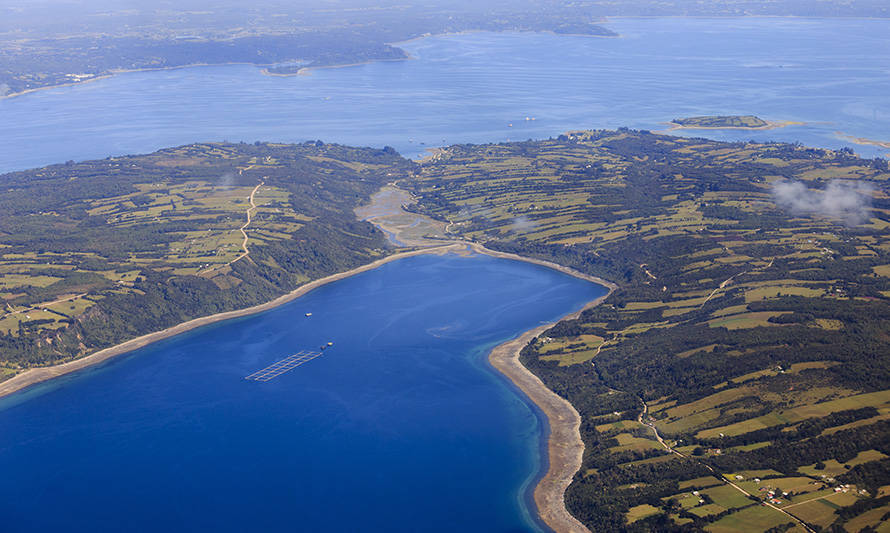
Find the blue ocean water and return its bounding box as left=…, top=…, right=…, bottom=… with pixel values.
left=0, top=253, right=607, bottom=532
left=0, top=17, right=888, bottom=173
left=1, top=17, right=886, bottom=531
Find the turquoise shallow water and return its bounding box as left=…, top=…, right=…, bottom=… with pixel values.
left=0, top=17, right=887, bottom=173
left=0, top=253, right=607, bottom=532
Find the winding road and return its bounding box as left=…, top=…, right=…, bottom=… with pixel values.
left=199, top=181, right=263, bottom=275
left=231, top=181, right=263, bottom=265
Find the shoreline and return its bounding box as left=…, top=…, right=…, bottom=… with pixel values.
left=0, top=237, right=615, bottom=533
left=0, top=243, right=464, bottom=399
left=263, top=56, right=412, bottom=77
left=3, top=15, right=885, bottom=100
left=353, top=184, right=613, bottom=532
left=1, top=56, right=412, bottom=100
left=1, top=62, right=260, bottom=101
left=835, top=131, right=890, bottom=151
left=2, top=25, right=617, bottom=98
left=472, top=243, right=615, bottom=533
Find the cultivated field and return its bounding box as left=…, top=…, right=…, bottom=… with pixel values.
left=0, top=142, right=410, bottom=372
left=407, top=130, right=890, bottom=531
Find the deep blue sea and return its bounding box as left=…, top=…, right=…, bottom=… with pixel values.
left=0, top=18, right=888, bottom=173
left=0, top=253, right=607, bottom=532
left=1, top=17, right=886, bottom=531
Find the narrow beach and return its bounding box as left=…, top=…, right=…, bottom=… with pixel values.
left=660, top=119, right=803, bottom=133
left=481, top=243, right=615, bottom=533
left=0, top=196, right=616, bottom=533
left=360, top=187, right=618, bottom=532
left=0, top=244, right=462, bottom=399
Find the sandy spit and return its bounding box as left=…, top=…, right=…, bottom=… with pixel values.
left=835, top=131, right=890, bottom=150
left=473, top=243, right=615, bottom=533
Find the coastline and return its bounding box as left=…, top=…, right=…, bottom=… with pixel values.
left=0, top=165, right=617, bottom=533
left=361, top=186, right=615, bottom=532
left=263, top=56, right=412, bottom=77
left=1, top=62, right=258, bottom=101
left=3, top=73, right=115, bottom=100
left=473, top=243, right=615, bottom=533
left=389, top=24, right=618, bottom=49
left=1, top=57, right=410, bottom=100
left=835, top=131, right=890, bottom=151
left=2, top=25, right=618, bottom=97
left=0, top=243, right=464, bottom=399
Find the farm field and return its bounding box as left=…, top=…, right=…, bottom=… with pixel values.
left=406, top=130, right=890, bottom=531
left=0, top=141, right=410, bottom=372
left=5, top=129, right=890, bottom=531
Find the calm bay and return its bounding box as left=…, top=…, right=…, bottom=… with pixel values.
left=1, top=16, right=888, bottom=531
left=0, top=253, right=606, bottom=532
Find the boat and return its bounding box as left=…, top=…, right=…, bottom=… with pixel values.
left=305, top=312, right=312, bottom=317
left=327, top=342, right=333, bottom=346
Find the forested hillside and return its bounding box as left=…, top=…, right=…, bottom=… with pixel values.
left=0, top=142, right=412, bottom=377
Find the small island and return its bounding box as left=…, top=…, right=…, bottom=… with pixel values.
left=673, top=115, right=768, bottom=128
left=667, top=115, right=801, bottom=131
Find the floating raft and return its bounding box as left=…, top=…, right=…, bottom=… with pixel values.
left=245, top=350, right=323, bottom=382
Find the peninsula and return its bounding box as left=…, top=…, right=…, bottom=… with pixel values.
left=405, top=129, right=890, bottom=531
left=3, top=130, right=890, bottom=532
